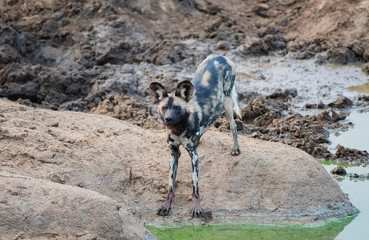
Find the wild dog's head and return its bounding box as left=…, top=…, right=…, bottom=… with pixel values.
left=149, top=81, right=194, bottom=127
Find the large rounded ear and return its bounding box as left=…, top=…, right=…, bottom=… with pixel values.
left=149, top=82, right=168, bottom=103
left=175, top=81, right=194, bottom=102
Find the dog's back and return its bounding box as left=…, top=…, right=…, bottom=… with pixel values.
left=188, top=55, right=240, bottom=134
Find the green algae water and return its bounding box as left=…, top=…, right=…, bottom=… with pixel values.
left=146, top=217, right=355, bottom=240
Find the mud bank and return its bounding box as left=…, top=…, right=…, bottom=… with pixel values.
left=0, top=99, right=358, bottom=237
left=2, top=1, right=369, bottom=165
left=1, top=0, right=369, bottom=111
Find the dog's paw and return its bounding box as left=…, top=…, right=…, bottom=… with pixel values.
left=191, top=206, right=204, bottom=218
left=157, top=206, right=171, bottom=216
left=231, top=148, right=241, bottom=156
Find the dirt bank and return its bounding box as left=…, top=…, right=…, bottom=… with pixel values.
left=0, top=99, right=358, bottom=237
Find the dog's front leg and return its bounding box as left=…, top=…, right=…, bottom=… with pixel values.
left=158, top=144, right=180, bottom=216
left=186, top=147, right=203, bottom=218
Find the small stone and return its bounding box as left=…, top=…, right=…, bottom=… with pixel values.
left=216, top=40, right=231, bottom=50
left=2, top=162, right=7, bottom=166
left=315, top=54, right=326, bottom=65
left=331, top=166, right=346, bottom=176
left=250, top=132, right=261, bottom=138
left=159, top=187, right=167, bottom=194
left=294, top=51, right=315, bottom=60
left=361, top=63, right=369, bottom=75
left=328, top=97, right=353, bottom=109
left=50, top=122, right=59, bottom=127
left=255, top=4, right=270, bottom=17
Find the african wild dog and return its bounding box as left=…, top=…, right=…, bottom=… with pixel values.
left=149, top=55, right=241, bottom=218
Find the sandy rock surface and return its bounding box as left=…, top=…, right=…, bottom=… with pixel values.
left=0, top=173, right=155, bottom=240
left=0, top=98, right=358, bottom=237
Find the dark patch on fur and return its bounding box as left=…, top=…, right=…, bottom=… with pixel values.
left=166, top=111, right=190, bottom=136
left=167, top=96, right=174, bottom=107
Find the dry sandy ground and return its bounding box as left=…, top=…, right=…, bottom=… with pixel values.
left=0, top=98, right=358, bottom=239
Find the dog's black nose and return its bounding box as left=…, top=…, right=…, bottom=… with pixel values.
left=165, top=116, right=172, bottom=123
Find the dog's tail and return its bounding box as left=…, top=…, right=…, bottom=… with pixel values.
left=231, top=85, right=242, bottom=119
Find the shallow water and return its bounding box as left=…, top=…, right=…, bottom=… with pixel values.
left=321, top=164, right=369, bottom=240
left=147, top=217, right=355, bottom=240
left=329, top=110, right=369, bottom=153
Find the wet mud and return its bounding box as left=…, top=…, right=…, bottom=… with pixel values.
left=1, top=0, right=369, bottom=165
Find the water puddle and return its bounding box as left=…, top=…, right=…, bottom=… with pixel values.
left=320, top=163, right=369, bottom=240
left=329, top=110, right=369, bottom=153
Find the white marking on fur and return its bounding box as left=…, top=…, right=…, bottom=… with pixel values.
left=156, top=90, right=163, bottom=100
left=199, top=126, right=204, bottom=135
left=231, top=85, right=241, bottom=119
left=169, top=155, right=175, bottom=188
left=225, top=70, right=230, bottom=79
left=181, top=88, right=187, bottom=99
left=191, top=152, right=198, bottom=186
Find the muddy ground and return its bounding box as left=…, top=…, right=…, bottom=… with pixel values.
left=1, top=0, right=369, bottom=164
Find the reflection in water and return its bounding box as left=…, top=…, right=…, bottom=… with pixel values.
left=329, top=111, right=369, bottom=153
left=322, top=164, right=369, bottom=240
left=147, top=216, right=354, bottom=240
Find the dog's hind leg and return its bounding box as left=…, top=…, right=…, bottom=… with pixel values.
left=224, top=94, right=241, bottom=156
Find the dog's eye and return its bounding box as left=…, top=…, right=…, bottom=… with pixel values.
left=174, top=105, right=181, bottom=110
